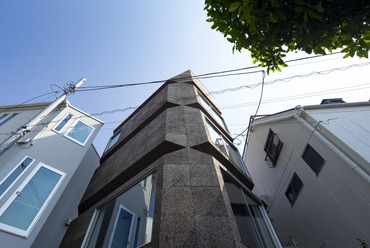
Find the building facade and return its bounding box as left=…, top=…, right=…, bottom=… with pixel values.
left=0, top=100, right=103, bottom=248
left=61, top=71, right=282, bottom=248
left=243, top=102, right=370, bottom=247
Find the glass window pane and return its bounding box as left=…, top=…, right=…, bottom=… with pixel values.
left=198, top=95, right=212, bottom=114
left=0, top=157, right=34, bottom=196
left=285, top=173, right=303, bottom=205
left=0, top=167, right=62, bottom=231
left=224, top=180, right=262, bottom=248
left=0, top=114, right=8, bottom=121
left=199, top=95, right=228, bottom=130
left=206, top=121, right=249, bottom=175
left=55, top=114, right=73, bottom=132
left=110, top=208, right=133, bottom=248
left=0, top=113, right=17, bottom=126
left=67, top=121, right=93, bottom=144
left=84, top=173, right=157, bottom=248
left=222, top=172, right=279, bottom=248
left=206, top=121, right=226, bottom=152
left=224, top=139, right=244, bottom=170
left=105, top=131, right=121, bottom=152
left=302, top=144, right=325, bottom=175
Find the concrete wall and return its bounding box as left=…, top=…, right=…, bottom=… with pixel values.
left=61, top=72, right=274, bottom=248
left=244, top=112, right=370, bottom=247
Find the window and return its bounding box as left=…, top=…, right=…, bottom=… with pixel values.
left=139, top=177, right=147, bottom=189
left=0, top=113, right=17, bottom=126
left=222, top=172, right=280, bottom=248
left=64, top=120, right=94, bottom=146
left=104, top=131, right=121, bottom=152
left=82, top=172, right=157, bottom=248
left=320, top=98, right=345, bottom=104
left=264, top=129, right=283, bottom=167
left=198, top=94, right=228, bottom=131
left=0, top=156, right=34, bottom=199
left=109, top=205, right=138, bottom=248
left=285, top=173, right=303, bottom=206
left=302, top=144, right=325, bottom=175
left=206, top=120, right=249, bottom=175
left=53, top=113, right=73, bottom=132
left=0, top=163, right=65, bottom=237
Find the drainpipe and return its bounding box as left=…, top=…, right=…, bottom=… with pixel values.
left=0, top=78, right=86, bottom=156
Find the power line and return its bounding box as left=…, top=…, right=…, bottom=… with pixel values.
left=2, top=61, right=367, bottom=134
left=233, top=71, right=266, bottom=141
left=76, top=53, right=342, bottom=92
left=220, top=82, right=370, bottom=110
left=0, top=92, right=58, bottom=113
left=209, top=61, right=370, bottom=96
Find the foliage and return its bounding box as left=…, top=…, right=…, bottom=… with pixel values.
left=204, top=0, right=370, bottom=73
left=358, top=238, right=368, bottom=248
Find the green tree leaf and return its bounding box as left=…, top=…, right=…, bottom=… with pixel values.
left=205, top=0, right=370, bottom=72
left=229, top=2, right=241, bottom=12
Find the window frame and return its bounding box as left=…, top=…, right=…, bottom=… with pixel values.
left=198, top=94, right=229, bottom=132
left=222, top=171, right=281, bottom=248
left=0, top=156, right=35, bottom=200
left=63, top=119, right=95, bottom=146
left=0, top=162, right=65, bottom=237
left=0, top=113, right=17, bottom=126
left=52, top=113, right=74, bottom=133
left=104, top=130, right=122, bottom=152
left=263, top=129, right=283, bottom=168
left=302, top=144, right=325, bottom=175
left=285, top=173, right=303, bottom=206
left=205, top=120, right=249, bottom=176
left=81, top=172, right=157, bottom=248
left=107, top=204, right=137, bottom=248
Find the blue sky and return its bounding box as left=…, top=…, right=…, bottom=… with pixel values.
left=1, top=1, right=369, bottom=155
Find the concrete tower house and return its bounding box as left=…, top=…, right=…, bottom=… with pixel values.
left=61, top=71, right=282, bottom=248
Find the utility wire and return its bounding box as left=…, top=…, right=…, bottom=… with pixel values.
left=1, top=61, right=367, bottom=134
left=210, top=61, right=370, bottom=95
left=75, top=70, right=263, bottom=92
left=0, top=92, right=57, bottom=113
left=0, top=52, right=349, bottom=113
left=220, top=83, right=370, bottom=110
left=76, top=53, right=341, bottom=92
left=233, top=71, right=266, bottom=141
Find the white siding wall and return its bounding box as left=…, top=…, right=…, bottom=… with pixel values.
left=245, top=113, right=370, bottom=248
left=0, top=108, right=45, bottom=144
left=0, top=105, right=103, bottom=248
left=306, top=106, right=370, bottom=167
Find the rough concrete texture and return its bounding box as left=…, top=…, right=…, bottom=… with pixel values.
left=81, top=110, right=168, bottom=204
left=61, top=72, right=253, bottom=248
left=59, top=207, right=95, bottom=248
left=167, top=82, right=197, bottom=106
left=168, top=70, right=218, bottom=111
left=61, top=157, right=163, bottom=248
left=153, top=148, right=242, bottom=247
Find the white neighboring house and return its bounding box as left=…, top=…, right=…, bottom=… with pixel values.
left=242, top=100, right=370, bottom=248
left=0, top=100, right=103, bottom=248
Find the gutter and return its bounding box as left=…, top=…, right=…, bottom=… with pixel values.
left=245, top=106, right=370, bottom=184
